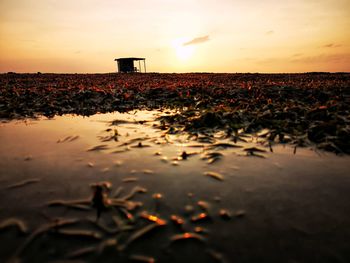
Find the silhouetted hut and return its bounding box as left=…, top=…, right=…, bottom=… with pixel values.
left=114, top=57, right=146, bottom=73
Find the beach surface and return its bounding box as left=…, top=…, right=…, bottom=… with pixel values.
left=0, top=110, right=349, bottom=263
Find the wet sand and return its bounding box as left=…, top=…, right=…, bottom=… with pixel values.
left=0, top=110, right=350, bottom=263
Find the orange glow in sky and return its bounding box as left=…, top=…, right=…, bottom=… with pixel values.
left=0, top=0, right=349, bottom=73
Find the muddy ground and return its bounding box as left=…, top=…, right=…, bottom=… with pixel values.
left=0, top=73, right=350, bottom=263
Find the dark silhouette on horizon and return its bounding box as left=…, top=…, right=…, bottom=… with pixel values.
left=114, top=57, right=146, bottom=73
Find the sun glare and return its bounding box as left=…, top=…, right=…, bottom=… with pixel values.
left=172, top=38, right=195, bottom=61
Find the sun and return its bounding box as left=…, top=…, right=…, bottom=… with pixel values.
left=176, top=45, right=195, bottom=61
left=172, top=38, right=195, bottom=61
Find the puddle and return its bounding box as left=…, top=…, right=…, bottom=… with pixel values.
left=0, top=110, right=350, bottom=262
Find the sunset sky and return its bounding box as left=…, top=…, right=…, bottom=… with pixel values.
left=1, top=0, right=349, bottom=73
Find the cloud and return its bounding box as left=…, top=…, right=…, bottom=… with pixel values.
left=265, top=30, right=274, bottom=35
left=322, top=43, right=342, bottom=48
left=256, top=53, right=350, bottom=65
left=183, top=35, right=210, bottom=46
left=290, top=53, right=349, bottom=63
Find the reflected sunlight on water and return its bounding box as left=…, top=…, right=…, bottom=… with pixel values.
left=0, top=110, right=350, bottom=262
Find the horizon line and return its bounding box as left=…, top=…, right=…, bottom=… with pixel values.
left=1, top=71, right=350, bottom=75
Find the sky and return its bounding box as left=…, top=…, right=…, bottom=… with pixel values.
left=0, top=0, right=349, bottom=73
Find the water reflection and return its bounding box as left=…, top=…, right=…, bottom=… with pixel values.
left=0, top=110, right=350, bottom=262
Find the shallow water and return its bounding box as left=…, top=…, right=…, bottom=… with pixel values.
left=0, top=110, right=350, bottom=263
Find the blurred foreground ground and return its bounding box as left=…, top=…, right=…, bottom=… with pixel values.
left=0, top=110, right=349, bottom=263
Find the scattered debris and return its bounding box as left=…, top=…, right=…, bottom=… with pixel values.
left=118, top=223, right=165, bottom=251
left=152, top=193, right=163, bottom=200
left=0, top=218, right=28, bottom=234
left=129, top=254, right=156, bottom=263
left=204, top=171, right=224, bottom=181
left=6, top=178, right=41, bottom=189
left=201, top=152, right=224, bottom=164
left=87, top=144, right=109, bottom=151
left=191, top=213, right=210, bottom=222
left=170, top=232, right=206, bottom=243
left=91, top=181, right=112, bottom=219
left=122, top=177, right=138, bottom=183
left=194, top=226, right=207, bottom=234
left=170, top=215, right=185, bottom=226
left=57, top=135, right=79, bottom=143
left=139, top=211, right=167, bottom=226
left=1, top=73, right=349, bottom=154
left=55, top=229, right=102, bottom=240
left=197, top=201, right=210, bottom=211
left=219, top=209, right=231, bottom=220
left=234, top=210, right=246, bottom=218
left=24, top=155, right=33, bottom=161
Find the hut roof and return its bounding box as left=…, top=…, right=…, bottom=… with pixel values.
left=114, top=57, right=145, bottom=61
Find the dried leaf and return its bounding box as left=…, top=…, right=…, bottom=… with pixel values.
left=170, top=232, right=206, bottom=243
left=87, top=144, right=109, bottom=151
left=0, top=218, right=28, bottom=234
left=204, top=171, right=224, bottom=181
left=6, top=178, right=41, bottom=189
left=129, top=254, right=155, bottom=263
left=118, top=223, right=164, bottom=251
